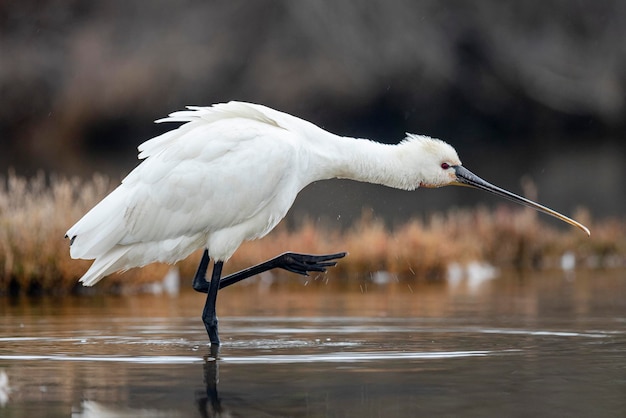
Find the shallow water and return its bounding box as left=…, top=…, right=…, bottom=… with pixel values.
left=0, top=270, right=625, bottom=417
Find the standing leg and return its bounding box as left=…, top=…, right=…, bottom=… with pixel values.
left=203, top=260, right=223, bottom=345
left=191, top=249, right=224, bottom=344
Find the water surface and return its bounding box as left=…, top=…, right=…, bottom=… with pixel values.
left=0, top=270, right=624, bottom=417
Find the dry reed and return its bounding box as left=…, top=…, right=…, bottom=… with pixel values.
left=0, top=172, right=623, bottom=295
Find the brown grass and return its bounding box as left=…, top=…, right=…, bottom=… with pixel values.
left=0, top=172, right=623, bottom=295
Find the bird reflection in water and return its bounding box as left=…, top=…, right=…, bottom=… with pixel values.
left=196, top=345, right=224, bottom=418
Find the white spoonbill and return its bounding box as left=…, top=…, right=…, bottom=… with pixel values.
left=66, top=101, right=590, bottom=345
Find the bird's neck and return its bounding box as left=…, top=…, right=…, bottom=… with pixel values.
left=305, top=133, right=418, bottom=191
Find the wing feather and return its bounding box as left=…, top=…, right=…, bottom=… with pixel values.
left=138, top=101, right=286, bottom=160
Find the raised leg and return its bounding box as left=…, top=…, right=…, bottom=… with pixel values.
left=192, top=252, right=347, bottom=294
left=219, top=252, right=346, bottom=289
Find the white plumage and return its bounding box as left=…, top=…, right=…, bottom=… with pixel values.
left=67, top=101, right=589, bottom=287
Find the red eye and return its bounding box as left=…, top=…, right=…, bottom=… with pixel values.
left=441, top=163, right=450, bottom=169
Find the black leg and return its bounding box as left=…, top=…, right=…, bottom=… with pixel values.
left=191, top=250, right=346, bottom=344
left=202, top=260, right=223, bottom=346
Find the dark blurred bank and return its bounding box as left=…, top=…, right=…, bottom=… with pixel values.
left=1, top=1, right=625, bottom=222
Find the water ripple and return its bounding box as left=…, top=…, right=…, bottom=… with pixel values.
left=220, top=350, right=496, bottom=364
left=0, top=349, right=499, bottom=365
left=0, top=354, right=203, bottom=364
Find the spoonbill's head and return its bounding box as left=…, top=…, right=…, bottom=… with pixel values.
left=407, top=134, right=590, bottom=236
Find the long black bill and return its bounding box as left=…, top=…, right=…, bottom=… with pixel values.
left=453, top=165, right=590, bottom=236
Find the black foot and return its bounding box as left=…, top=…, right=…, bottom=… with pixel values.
left=273, top=252, right=347, bottom=276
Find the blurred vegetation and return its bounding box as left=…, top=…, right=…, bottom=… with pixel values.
left=0, top=172, right=623, bottom=296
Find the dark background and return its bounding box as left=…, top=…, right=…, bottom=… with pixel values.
left=1, top=0, right=624, bottom=225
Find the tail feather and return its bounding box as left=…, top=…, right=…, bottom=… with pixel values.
left=66, top=187, right=127, bottom=260
left=79, top=246, right=131, bottom=286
